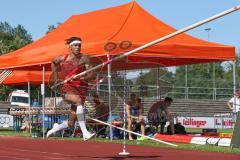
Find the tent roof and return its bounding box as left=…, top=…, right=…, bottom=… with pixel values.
left=0, top=1, right=235, bottom=70
left=2, top=71, right=50, bottom=86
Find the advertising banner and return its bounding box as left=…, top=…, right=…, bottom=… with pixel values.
left=177, top=117, right=234, bottom=128
left=0, top=114, right=13, bottom=127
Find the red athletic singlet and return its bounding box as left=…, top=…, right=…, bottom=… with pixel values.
left=60, top=55, right=88, bottom=102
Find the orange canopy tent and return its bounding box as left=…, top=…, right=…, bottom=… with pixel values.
left=0, top=1, right=235, bottom=71
left=1, top=70, right=51, bottom=86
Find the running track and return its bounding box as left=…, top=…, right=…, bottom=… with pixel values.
left=0, top=136, right=239, bottom=160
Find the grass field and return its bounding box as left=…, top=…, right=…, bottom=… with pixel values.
left=0, top=128, right=239, bottom=154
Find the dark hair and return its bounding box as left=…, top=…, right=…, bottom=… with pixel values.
left=137, top=98, right=141, bottom=103
left=93, top=94, right=99, bottom=98
left=136, top=98, right=142, bottom=110
left=130, top=93, right=136, bottom=97
left=164, top=97, right=173, bottom=102
left=65, top=37, right=82, bottom=45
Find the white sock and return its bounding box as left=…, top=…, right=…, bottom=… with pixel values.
left=76, top=105, right=90, bottom=137
left=52, top=121, right=68, bottom=132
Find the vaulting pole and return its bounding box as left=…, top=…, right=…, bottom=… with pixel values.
left=52, top=5, right=240, bottom=88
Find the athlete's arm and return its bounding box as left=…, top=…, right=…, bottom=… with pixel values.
left=138, top=104, right=144, bottom=121
left=51, top=55, right=63, bottom=83
left=81, top=55, right=95, bottom=82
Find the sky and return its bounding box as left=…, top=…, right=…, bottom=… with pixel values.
left=0, top=0, right=239, bottom=49
left=0, top=0, right=239, bottom=77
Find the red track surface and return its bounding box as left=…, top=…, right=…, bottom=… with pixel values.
left=0, top=136, right=239, bottom=160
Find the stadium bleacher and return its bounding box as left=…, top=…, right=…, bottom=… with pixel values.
left=0, top=101, right=11, bottom=114
left=2, top=97, right=231, bottom=118
left=104, top=98, right=231, bottom=117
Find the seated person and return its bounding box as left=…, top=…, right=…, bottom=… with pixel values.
left=126, top=93, right=145, bottom=140
left=93, top=94, right=109, bottom=122
left=148, top=97, right=174, bottom=135
left=92, top=94, right=109, bottom=137
left=106, top=114, right=123, bottom=139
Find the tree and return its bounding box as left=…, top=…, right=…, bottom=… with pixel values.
left=46, top=23, right=61, bottom=34
left=174, top=63, right=226, bottom=87
left=133, top=61, right=235, bottom=99
left=0, top=22, right=33, bottom=100
left=134, top=68, right=174, bottom=97
left=0, top=22, right=32, bottom=55
left=135, top=68, right=174, bottom=86
left=174, top=62, right=235, bottom=99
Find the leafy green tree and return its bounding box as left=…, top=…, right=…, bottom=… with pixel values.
left=175, top=63, right=226, bottom=87
left=0, top=22, right=32, bottom=100
left=174, top=61, right=236, bottom=99
left=134, top=61, right=237, bottom=99
left=0, top=85, right=12, bottom=101
left=135, top=68, right=174, bottom=85
left=134, top=68, right=174, bottom=97
left=0, top=22, right=32, bottom=55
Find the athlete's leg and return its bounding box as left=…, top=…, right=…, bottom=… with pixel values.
left=127, top=117, right=133, bottom=140
left=46, top=108, right=77, bottom=138
left=140, top=120, right=145, bottom=136
left=47, top=121, right=68, bottom=137
left=65, top=93, right=95, bottom=140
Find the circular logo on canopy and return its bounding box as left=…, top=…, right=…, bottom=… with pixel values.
left=119, top=40, right=132, bottom=50
left=104, top=40, right=132, bottom=52
left=104, top=42, right=117, bottom=52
